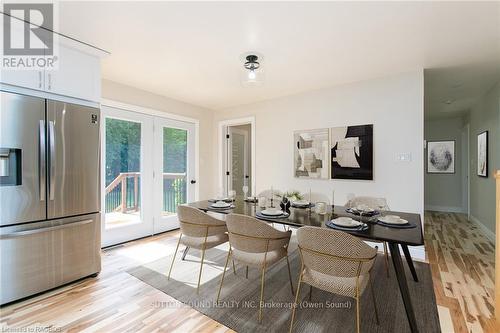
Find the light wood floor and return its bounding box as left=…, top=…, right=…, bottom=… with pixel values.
left=426, top=211, right=498, bottom=333
left=0, top=212, right=497, bottom=332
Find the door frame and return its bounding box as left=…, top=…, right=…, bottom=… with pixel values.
left=100, top=99, right=199, bottom=247
left=218, top=116, right=256, bottom=197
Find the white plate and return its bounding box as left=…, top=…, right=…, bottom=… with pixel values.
left=261, top=209, right=284, bottom=216
left=211, top=201, right=231, bottom=208
left=355, top=205, right=374, bottom=213
left=379, top=216, right=408, bottom=225
left=332, top=217, right=362, bottom=228
left=292, top=200, right=310, bottom=207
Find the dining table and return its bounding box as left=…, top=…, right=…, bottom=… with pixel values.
left=187, top=199, right=424, bottom=333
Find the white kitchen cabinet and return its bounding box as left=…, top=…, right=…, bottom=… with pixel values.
left=45, top=43, right=101, bottom=102
left=0, top=69, right=44, bottom=92
left=0, top=32, right=104, bottom=103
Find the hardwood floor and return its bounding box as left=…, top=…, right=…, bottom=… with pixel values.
left=426, top=211, right=498, bottom=333
left=0, top=212, right=497, bottom=332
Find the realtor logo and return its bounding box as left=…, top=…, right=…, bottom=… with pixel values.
left=1, top=2, right=58, bottom=70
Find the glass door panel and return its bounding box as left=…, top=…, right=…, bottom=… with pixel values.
left=154, top=118, right=195, bottom=234
left=101, top=107, right=154, bottom=247
left=162, top=127, right=188, bottom=215
left=104, top=118, right=142, bottom=228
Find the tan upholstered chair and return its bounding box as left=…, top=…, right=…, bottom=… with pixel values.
left=290, top=226, right=379, bottom=333
left=168, top=205, right=229, bottom=293
left=216, top=213, right=294, bottom=323
left=346, top=196, right=390, bottom=277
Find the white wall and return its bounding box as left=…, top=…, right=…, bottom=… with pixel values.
left=214, top=71, right=425, bottom=216
left=101, top=79, right=216, bottom=200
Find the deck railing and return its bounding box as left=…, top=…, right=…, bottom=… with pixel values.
left=105, top=172, right=186, bottom=214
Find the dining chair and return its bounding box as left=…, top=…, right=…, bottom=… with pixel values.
left=168, top=205, right=230, bottom=293
left=216, top=213, right=294, bottom=323
left=302, top=192, right=330, bottom=205
left=346, top=196, right=390, bottom=278
left=289, top=226, right=379, bottom=333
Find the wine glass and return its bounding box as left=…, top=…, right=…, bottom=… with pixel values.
left=228, top=190, right=236, bottom=202
left=242, top=185, right=249, bottom=199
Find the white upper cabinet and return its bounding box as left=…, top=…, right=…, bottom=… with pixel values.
left=0, top=18, right=105, bottom=103
left=45, top=43, right=101, bottom=102
left=1, top=69, right=44, bottom=92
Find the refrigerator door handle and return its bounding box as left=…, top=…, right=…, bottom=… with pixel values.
left=0, top=219, right=93, bottom=239
left=49, top=121, right=56, bottom=201
left=39, top=120, right=46, bottom=201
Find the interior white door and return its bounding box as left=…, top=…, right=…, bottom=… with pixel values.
left=101, top=106, right=154, bottom=247
left=153, top=117, right=196, bottom=233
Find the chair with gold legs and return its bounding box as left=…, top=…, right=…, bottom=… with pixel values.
left=346, top=196, right=391, bottom=278
left=168, top=205, right=229, bottom=293
left=216, top=213, right=294, bottom=323
left=289, top=226, right=379, bottom=333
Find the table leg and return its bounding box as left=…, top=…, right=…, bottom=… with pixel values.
left=388, top=242, right=419, bottom=333
left=181, top=246, right=189, bottom=260
left=401, top=244, right=419, bottom=282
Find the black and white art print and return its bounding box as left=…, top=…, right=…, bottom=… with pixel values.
left=427, top=141, right=455, bottom=174
left=330, top=124, right=373, bottom=180
left=477, top=131, right=488, bottom=177
left=294, top=128, right=329, bottom=179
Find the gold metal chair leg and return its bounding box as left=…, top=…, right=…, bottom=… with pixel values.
left=369, top=278, right=379, bottom=325
left=309, top=285, right=312, bottom=302
left=383, top=241, right=389, bottom=278
left=246, top=265, right=249, bottom=279
left=356, top=285, right=360, bottom=333
left=286, top=256, right=294, bottom=295
left=232, top=259, right=236, bottom=275
left=196, top=247, right=206, bottom=294
left=289, top=270, right=303, bottom=333
left=167, top=234, right=182, bottom=280
left=258, top=264, right=267, bottom=323
left=216, top=249, right=231, bottom=302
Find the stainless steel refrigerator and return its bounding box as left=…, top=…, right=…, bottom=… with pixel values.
left=0, top=91, right=101, bottom=305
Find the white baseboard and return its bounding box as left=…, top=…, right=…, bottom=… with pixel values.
left=424, top=205, right=465, bottom=213
left=469, top=215, right=495, bottom=243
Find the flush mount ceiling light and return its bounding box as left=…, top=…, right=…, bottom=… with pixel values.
left=241, top=52, right=264, bottom=86
left=244, top=55, right=260, bottom=81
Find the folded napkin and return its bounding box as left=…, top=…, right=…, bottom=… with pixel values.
left=377, top=221, right=416, bottom=229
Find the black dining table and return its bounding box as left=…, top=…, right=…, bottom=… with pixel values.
left=188, top=199, right=424, bottom=333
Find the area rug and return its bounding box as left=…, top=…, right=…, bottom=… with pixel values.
left=127, top=243, right=440, bottom=332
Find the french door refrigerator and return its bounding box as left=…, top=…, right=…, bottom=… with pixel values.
left=0, top=91, right=101, bottom=305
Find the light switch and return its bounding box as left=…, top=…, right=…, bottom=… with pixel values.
left=397, top=153, right=412, bottom=162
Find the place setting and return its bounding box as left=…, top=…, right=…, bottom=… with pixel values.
left=377, top=214, right=416, bottom=229
left=207, top=200, right=235, bottom=211
left=255, top=206, right=290, bottom=220
left=326, top=216, right=369, bottom=231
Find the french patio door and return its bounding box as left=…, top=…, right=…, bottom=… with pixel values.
left=153, top=117, right=195, bottom=234
left=101, top=106, right=195, bottom=247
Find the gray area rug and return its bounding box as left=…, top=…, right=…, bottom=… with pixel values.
left=127, top=243, right=440, bottom=332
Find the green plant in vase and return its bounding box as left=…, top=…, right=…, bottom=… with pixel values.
left=283, top=190, right=303, bottom=202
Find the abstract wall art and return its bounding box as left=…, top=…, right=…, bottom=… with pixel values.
left=427, top=140, right=455, bottom=174
left=294, top=128, right=329, bottom=179
left=330, top=124, right=373, bottom=180
left=477, top=131, right=488, bottom=177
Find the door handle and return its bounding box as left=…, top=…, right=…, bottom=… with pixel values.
left=0, top=219, right=93, bottom=239
left=39, top=120, right=46, bottom=201
left=190, top=180, right=196, bottom=184
left=49, top=121, right=55, bottom=200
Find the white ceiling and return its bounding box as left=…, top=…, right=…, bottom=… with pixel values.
left=424, top=64, right=500, bottom=120
left=58, top=1, right=500, bottom=110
